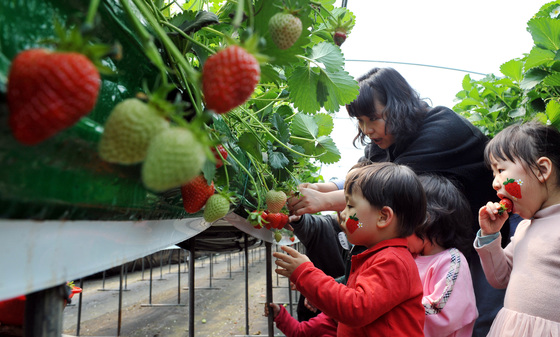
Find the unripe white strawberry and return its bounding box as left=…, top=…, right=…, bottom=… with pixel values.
left=99, top=98, right=169, bottom=164
left=266, top=190, right=287, bottom=213
left=268, top=12, right=302, bottom=50
left=203, top=194, right=230, bottom=223
left=142, top=127, right=205, bottom=192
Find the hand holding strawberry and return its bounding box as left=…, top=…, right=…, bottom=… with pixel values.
left=478, top=201, right=508, bottom=236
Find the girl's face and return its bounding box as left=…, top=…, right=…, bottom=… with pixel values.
left=340, top=187, right=384, bottom=248
left=355, top=99, right=395, bottom=149
left=489, top=155, right=547, bottom=219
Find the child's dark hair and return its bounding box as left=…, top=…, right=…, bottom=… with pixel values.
left=417, top=174, right=474, bottom=256
left=485, top=121, right=560, bottom=184
left=345, top=67, right=429, bottom=148
left=344, top=162, right=426, bottom=238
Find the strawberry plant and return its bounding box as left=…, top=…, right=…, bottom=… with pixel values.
left=0, top=0, right=357, bottom=223
left=454, top=1, right=560, bottom=137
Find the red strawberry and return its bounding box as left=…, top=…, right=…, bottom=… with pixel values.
left=289, top=236, right=295, bottom=242
left=345, top=213, right=361, bottom=234
left=269, top=12, right=302, bottom=50
left=181, top=175, right=215, bottom=214
left=212, top=145, right=228, bottom=168
left=333, top=29, right=347, bottom=46
left=498, top=198, right=513, bottom=215
left=503, top=178, right=523, bottom=200
left=266, top=190, right=287, bottom=213
left=248, top=210, right=269, bottom=229
left=7, top=49, right=101, bottom=145
left=202, top=46, right=260, bottom=114
left=267, top=213, right=282, bottom=229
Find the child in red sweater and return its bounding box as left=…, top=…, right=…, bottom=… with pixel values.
left=274, top=162, right=426, bottom=336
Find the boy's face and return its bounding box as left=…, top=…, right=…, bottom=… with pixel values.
left=340, top=187, right=384, bottom=248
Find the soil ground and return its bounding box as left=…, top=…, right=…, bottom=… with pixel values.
left=61, top=245, right=298, bottom=337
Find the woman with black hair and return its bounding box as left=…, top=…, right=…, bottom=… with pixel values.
left=287, top=67, right=506, bottom=337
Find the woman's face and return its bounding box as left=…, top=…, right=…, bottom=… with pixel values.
left=355, top=99, right=395, bottom=149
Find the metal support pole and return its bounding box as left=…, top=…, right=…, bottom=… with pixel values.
left=266, top=241, right=274, bottom=337
left=117, top=265, right=124, bottom=336
left=188, top=238, right=195, bottom=337
left=244, top=233, right=250, bottom=335
left=24, top=284, right=65, bottom=337
left=76, top=279, right=84, bottom=336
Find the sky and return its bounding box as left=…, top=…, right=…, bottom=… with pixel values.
left=320, top=0, right=551, bottom=182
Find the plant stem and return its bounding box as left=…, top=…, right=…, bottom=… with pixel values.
left=85, top=0, right=101, bottom=27
left=160, top=21, right=216, bottom=55
left=127, top=0, right=203, bottom=114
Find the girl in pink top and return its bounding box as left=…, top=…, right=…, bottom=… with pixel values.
left=475, top=122, right=560, bottom=336
left=408, top=174, right=478, bottom=337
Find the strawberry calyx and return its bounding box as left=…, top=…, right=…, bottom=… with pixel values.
left=48, top=20, right=119, bottom=75
left=498, top=198, right=513, bottom=215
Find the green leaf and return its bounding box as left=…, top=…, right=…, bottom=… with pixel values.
left=544, top=73, right=560, bottom=87
left=508, top=107, right=526, bottom=118
left=238, top=133, right=262, bottom=161
left=527, top=17, right=560, bottom=51
left=500, top=59, right=523, bottom=82
left=288, top=66, right=321, bottom=113
left=315, top=136, right=341, bottom=164
left=319, top=69, right=360, bottom=113
left=291, top=113, right=318, bottom=138
left=270, top=113, right=291, bottom=143
left=308, top=42, right=344, bottom=72
left=462, top=74, right=473, bottom=91
left=546, top=99, right=560, bottom=128
left=268, top=151, right=290, bottom=169
left=525, top=47, right=555, bottom=70
left=520, top=68, right=548, bottom=90
left=315, top=113, right=334, bottom=137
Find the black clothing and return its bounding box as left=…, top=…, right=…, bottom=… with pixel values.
left=290, top=213, right=346, bottom=321
left=361, top=106, right=506, bottom=337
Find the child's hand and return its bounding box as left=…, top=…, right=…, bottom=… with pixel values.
left=264, top=303, right=281, bottom=318
left=273, top=246, right=311, bottom=278
left=479, top=201, right=509, bottom=236
left=304, top=298, right=318, bottom=313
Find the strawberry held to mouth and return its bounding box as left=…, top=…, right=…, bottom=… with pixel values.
left=498, top=198, right=513, bottom=215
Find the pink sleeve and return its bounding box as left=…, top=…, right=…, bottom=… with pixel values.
left=422, top=250, right=478, bottom=337
left=274, top=305, right=337, bottom=337
left=475, top=232, right=514, bottom=289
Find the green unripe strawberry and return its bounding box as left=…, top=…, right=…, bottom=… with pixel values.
left=268, top=12, right=302, bottom=50
left=99, top=98, right=169, bottom=164
left=266, top=190, right=287, bottom=213
left=203, top=194, right=230, bottom=223
left=274, top=231, right=282, bottom=243
left=142, top=127, right=205, bottom=192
